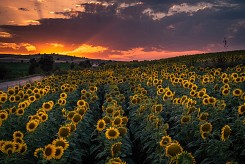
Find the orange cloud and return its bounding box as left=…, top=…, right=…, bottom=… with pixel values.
left=0, top=42, right=20, bottom=49
left=107, top=48, right=204, bottom=61
left=0, top=32, right=13, bottom=38
left=0, top=42, right=36, bottom=51
left=50, top=43, right=64, bottom=48
left=63, top=44, right=108, bottom=55
left=21, top=43, right=36, bottom=51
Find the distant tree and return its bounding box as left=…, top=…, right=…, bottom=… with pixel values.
left=79, top=60, right=92, bottom=69
left=38, top=55, right=54, bottom=72
left=29, top=58, right=38, bottom=75
left=70, top=62, right=75, bottom=69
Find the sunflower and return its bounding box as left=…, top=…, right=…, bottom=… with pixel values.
left=103, top=116, right=111, bottom=124
left=181, top=115, right=191, bottom=124
left=77, top=100, right=86, bottom=107
left=72, top=113, right=82, bottom=124
left=13, top=131, right=24, bottom=139
left=76, top=107, right=86, bottom=116
left=159, top=135, right=172, bottom=147
left=107, top=157, right=126, bottom=164
left=222, top=88, right=230, bottom=96
left=19, top=143, right=27, bottom=154
left=28, top=95, right=36, bottom=102
left=58, top=126, right=70, bottom=138
left=96, top=119, right=106, bottom=132
left=0, top=95, right=7, bottom=103
left=105, top=127, right=120, bottom=140
left=113, top=117, right=122, bottom=127
left=60, top=92, right=67, bottom=99
left=197, top=91, right=205, bottom=98
left=106, top=107, right=114, bottom=115
left=121, top=116, right=128, bottom=125
left=52, top=146, right=64, bottom=159
left=68, top=123, right=76, bottom=132
left=2, top=141, right=15, bottom=154
left=43, top=144, right=56, bottom=160
left=221, top=125, right=231, bottom=141
left=118, top=127, right=127, bottom=136
left=0, top=112, right=8, bottom=121
left=202, top=98, right=209, bottom=105
left=7, top=88, right=15, bottom=95
left=58, top=98, right=66, bottom=106
left=67, top=111, right=76, bottom=120
left=9, top=95, right=15, bottom=102
left=165, top=142, right=183, bottom=158
left=34, top=148, right=43, bottom=158
left=26, top=120, right=39, bottom=132
left=42, top=102, right=53, bottom=111
left=34, top=93, right=41, bottom=100
left=198, top=112, right=209, bottom=121
left=16, top=108, right=25, bottom=116
left=14, top=142, right=22, bottom=153
left=111, top=142, right=122, bottom=157
left=173, top=151, right=196, bottom=164
left=208, top=97, right=216, bottom=105
left=238, top=104, right=245, bottom=115
left=52, top=138, right=69, bottom=150
left=153, top=104, right=163, bottom=113
left=232, top=88, right=243, bottom=97
left=40, top=113, right=48, bottom=122
left=201, top=131, right=210, bottom=140
left=200, top=122, right=212, bottom=133
left=81, top=89, right=86, bottom=95
left=13, top=137, right=23, bottom=144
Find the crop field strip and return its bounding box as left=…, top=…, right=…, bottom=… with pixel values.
left=0, top=62, right=244, bottom=164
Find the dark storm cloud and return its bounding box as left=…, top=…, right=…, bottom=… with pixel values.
left=0, top=0, right=244, bottom=52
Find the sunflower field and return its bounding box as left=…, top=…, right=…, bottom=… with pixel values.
left=0, top=59, right=245, bottom=164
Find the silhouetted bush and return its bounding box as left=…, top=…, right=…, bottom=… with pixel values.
left=79, top=60, right=92, bottom=69
left=38, top=55, right=54, bottom=72
left=0, top=65, right=10, bottom=80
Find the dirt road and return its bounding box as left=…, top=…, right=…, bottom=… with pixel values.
left=0, top=75, right=44, bottom=91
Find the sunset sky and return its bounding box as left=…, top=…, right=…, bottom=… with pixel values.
left=0, top=0, right=244, bottom=61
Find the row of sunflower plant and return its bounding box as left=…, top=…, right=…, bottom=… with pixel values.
left=91, top=84, right=133, bottom=164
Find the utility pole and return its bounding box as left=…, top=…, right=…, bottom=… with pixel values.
left=223, top=37, right=228, bottom=52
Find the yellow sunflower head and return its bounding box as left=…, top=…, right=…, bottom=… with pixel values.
left=159, top=135, right=172, bottom=147
left=113, top=117, right=122, bottom=127
left=52, top=138, right=69, bottom=150
left=232, top=88, right=243, bottom=97
left=238, top=104, right=245, bottom=115
left=72, top=113, right=83, bottom=124
left=42, top=102, right=53, bottom=111
left=180, top=115, right=191, bottom=124
left=13, top=131, right=24, bottom=139
left=111, top=142, right=122, bottom=157
left=200, top=122, right=212, bottom=133
left=165, top=142, right=183, bottom=158
left=26, top=120, right=39, bottom=132
left=34, top=148, right=43, bottom=158
left=198, top=112, right=209, bottom=121
left=96, top=119, right=106, bottom=132
left=118, top=127, right=127, bottom=136
left=58, top=126, right=70, bottom=138
left=43, top=144, right=56, bottom=160
left=221, top=125, right=231, bottom=141
left=53, top=146, right=64, bottom=159
left=105, top=127, right=120, bottom=140
left=174, top=151, right=196, bottom=164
